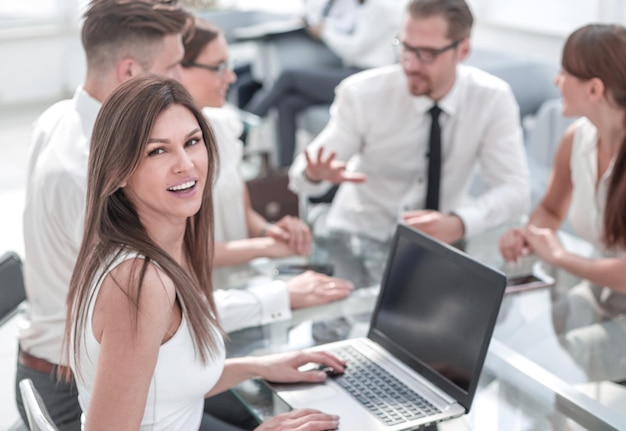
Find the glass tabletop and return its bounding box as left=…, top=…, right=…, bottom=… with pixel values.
left=225, top=224, right=626, bottom=430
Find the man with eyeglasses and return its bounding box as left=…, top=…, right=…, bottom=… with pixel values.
left=289, top=0, right=529, bottom=257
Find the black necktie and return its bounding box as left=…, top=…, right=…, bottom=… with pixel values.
left=425, top=104, right=442, bottom=210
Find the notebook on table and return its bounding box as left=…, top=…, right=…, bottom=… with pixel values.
left=267, top=225, right=506, bottom=430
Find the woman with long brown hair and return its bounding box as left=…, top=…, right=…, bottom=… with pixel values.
left=64, top=75, right=344, bottom=430
left=500, top=23, right=626, bottom=381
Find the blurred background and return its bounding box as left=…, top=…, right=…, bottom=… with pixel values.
left=1, top=1, right=626, bottom=429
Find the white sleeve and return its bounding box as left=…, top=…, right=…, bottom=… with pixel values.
left=453, top=87, right=530, bottom=237
left=320, top=1, right=399, bottom=66
left=289, top=78, right=365, bottom=196
left=214, top=280, right=291, bottom=333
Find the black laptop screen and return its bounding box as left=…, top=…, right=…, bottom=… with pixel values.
left=368, top=226, right=505, bottom=410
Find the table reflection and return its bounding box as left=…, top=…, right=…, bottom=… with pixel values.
left=225, top=225, right=626, bottom=430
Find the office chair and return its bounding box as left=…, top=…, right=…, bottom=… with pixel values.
left=0, top=251, right=26, bottom=326
left=19, top=378, right=60, bottom=431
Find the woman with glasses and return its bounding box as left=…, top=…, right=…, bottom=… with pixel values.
left=65, top=74, right=345, bottom=431
left=499, top=23, right=626, bottom=383
left=180, top=18, right=353, bottom=333
left=244, top=0, right=405, bottom=167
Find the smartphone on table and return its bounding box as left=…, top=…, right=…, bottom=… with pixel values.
left=505, top=271, right=554, bottom=294
left=273, top=263, right=334, bottom=277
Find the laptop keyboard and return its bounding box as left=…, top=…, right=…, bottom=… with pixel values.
left=330, top=345, right=442, bottom=426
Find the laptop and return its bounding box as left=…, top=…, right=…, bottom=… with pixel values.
left=267, top=225, right=506, bottom=430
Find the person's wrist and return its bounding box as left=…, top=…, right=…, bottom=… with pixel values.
left=548, top=247, right=567, bottom=267
left=259, top=222, right=274, bottom=237
left=231, top=357, right=263, bottom=380
left=304, top=169, right=322, bottom=184
left=249, top=357, right=265, bottom=379
left=448, top=211, right=466, bottom=239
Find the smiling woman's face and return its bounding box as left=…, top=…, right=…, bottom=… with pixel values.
left=123, top=104, right=208, bottom=228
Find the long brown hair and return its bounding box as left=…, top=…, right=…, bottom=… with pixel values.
left=562, top=24, right=626, bottom=249
left=65, top=75, right=221, bottom=376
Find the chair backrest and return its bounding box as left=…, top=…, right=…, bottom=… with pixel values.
left=465, top=48, right=560, bottom=119
left=0, top=251, right=26, bottom=325
left=19, top=378, right=60, bottom=431
left=525, top=97, right=577, bottom=168
left=525, top=97, right=577, bottom=207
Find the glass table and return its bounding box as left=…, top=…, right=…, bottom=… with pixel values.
left=225, top=225, right=626, bottom=430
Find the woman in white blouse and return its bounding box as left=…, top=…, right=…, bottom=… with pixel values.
left=499, top=24, right=626, bottom=382
left=65, top=75, right=345, bottom=430
left=180, top=18, right=354, bottom=328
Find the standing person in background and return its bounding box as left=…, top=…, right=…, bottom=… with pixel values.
left=245, top=0, right=406, bottom=167
left=16, top=1, right=191, bottom=428
left=289, top=0, right=529, bottom=282
left=303, top=0, right=361, bottom=30
left=65, top=75, right=345, bottom=431
left=180, top=18, right=354, bottom=333
left=499, top=24, right=626, bottom=382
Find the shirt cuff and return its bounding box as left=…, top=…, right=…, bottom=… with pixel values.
left=248, top=280, right=292, bottom=326
left=289, top=170, right=334, bottom=197
left=451, top=206, right=482, bottom=238
left=214, top=281, right=292, bottom=333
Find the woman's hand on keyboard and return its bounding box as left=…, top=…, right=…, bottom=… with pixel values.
left=255, top=350, right=347, bottom=384
left=254, top=408, right=339, bottom=431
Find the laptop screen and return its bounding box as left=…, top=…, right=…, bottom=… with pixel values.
left=368, top=225, right=505, bottom=411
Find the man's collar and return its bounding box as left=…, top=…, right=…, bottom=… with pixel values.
left=74, top=86, right=102, bottom=126
left=410, top=66, right=462, bottom=116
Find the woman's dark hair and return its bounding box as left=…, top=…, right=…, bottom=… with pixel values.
left=182, top=17, right=221, bottom=65
left=562, top=24, right=626, bottom=249
left=65, top=75, right=221, bottom=377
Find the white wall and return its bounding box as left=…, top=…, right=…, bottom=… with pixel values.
left=472, top=24, right=564, bottom=66
left=0, top=24, right=564, bottom=110
left=0, top=27, right=84, bottom=106
left=468, top=0, right=626, bottom=65
left=1, top=0, right=624, bottom=109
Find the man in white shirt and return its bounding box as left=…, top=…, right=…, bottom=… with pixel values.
left=16, top=2, right=192, bottom=429
left=289, top=0, right=529, bottom=248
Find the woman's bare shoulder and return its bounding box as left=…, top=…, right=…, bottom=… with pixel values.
left=101, top=256, right=177, bottom=316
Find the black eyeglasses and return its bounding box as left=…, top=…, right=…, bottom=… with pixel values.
left=181, top=59, right=234, bottom=76
left=392, top=38, right=462, bottom=64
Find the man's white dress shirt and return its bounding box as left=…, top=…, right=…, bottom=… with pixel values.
left=19, top=88, right=100, bottom=365
left=289, top=64, right=530, bottom=241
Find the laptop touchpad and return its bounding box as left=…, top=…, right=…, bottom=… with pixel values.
left=279, top=383, right=339, bottom=405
